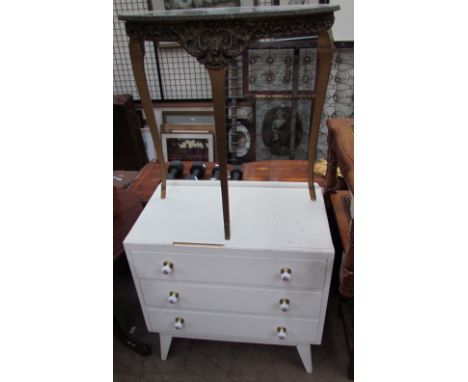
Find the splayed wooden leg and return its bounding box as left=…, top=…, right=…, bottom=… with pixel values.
left=129, top=38, right=167, bottom=199
left=308, top=30, right=333, bottom=200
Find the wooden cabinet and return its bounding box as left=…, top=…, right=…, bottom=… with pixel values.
left=114, top=94, right=148, bottom=171
left=124, top=181, right=334, bottom=373
left=324, top=117, right=354, bottom=298
left=324, top=117, right=354, bottom=380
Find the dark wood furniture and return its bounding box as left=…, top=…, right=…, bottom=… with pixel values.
left=127, top=160, right=327, bottom=204
left=113, top=94, right=148, bottom=171
left=113, top=170, right=139, bottom=189
left=129, top=161, right=234, bottom=204
left=324, top=117, right=354, bottom=297
left=114, top=187, right=143, bottom=261
left=118, top=4, right=339, bottom=239
left=323, top=117, right=354, bottom=380
left=244, top=160, right=323, bottom=184
left=114, top=187, right=151, bottom=355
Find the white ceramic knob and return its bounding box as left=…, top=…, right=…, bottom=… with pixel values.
left=161, top=261, right=174, bottom=275
left=168, top=291, right=179, bottom=304
left=277, top=326, right=287, bottom=340
left=280, top=268, right=292, bottom=281
left=279, top=298, right=290, bottom=312
left=174, top=317, right=184, bottom=330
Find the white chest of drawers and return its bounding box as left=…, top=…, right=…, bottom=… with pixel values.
left=124, top=181, right=334, bottom=373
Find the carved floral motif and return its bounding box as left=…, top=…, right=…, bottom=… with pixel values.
left=125, top=13, right=334, bottom=69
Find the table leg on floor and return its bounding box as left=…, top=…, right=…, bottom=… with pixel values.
left=159, top=333, right=173, bottom=361
left=297, top=344, right=313, bottom=373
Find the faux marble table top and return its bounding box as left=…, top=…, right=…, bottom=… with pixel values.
left=118, top=5, right=340, bottom=22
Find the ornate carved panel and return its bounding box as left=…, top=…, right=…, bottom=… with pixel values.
left=125, top=13, right=334, bottom=69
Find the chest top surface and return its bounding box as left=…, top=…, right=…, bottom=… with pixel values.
left=118, top=5, right=340, bottom=22
left=125, top=181, right=333, bottom=253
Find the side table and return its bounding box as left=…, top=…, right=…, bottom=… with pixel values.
left=118, top=4, right=340, bottom=239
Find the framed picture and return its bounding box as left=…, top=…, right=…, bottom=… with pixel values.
left=226, top=103, right=256, bottom=163
left=162, top=111, right=214, bottom=125
left=227, top=119, right=255, bottom=163
left=162, top=124, right=216, bottom=134
left=157, top=41, right=181, bottom=49
left=162, top=133, right=214, bottom=162
left=255, top=97, right=313, bottom=161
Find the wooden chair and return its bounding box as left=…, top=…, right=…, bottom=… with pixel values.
left=114, top=187, right=151, bottom=356
left=324, top=118, right=354, bottom=297
left=323, top=117, right=354, bottom=380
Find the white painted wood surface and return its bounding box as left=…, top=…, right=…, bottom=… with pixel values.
left=125, top=181, right=333, bottom=251
left=124, top=181, right=334, bottom=374
left=139, top=280, right=324, bottom=317
left=146, top=308, right=320, bottom=344
left=297, top=344, right=313, bottom=373
left=159, top=334, right=172, bottom=361
left=131, top=250, right=327, bottom=289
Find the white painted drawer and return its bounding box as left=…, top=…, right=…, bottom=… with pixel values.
left=131, top=251, right=327, bottom=289
left=147, top=308, right=319, bottom=344
left=140, top=280, right=323, bottom=317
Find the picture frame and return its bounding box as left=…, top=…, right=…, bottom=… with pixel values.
left=227, top=118, right=255, bottom=163
left=162, top=133, right=214, bottom=162
left=162, top=124, right=216, bottom=134
left=156, top=41, right=181, bottom=49
left=254, top=96, right=313, bottom=161
left=161, top=110, right=214, bottom=125
left=226, top=102, right=256, bottom=163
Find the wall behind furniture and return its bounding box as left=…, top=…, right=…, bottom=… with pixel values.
left=332, top=0, right=354, bottom=42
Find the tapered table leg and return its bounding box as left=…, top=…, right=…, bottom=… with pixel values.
left=297, top=344, right=313, bottom=373
left=129, top=38, right=167, bottom=199
left=159, top=334, right=172, bottom=361
left=208, top=67, right=230, bottom=240
left=308, top=30, right=333, bottom=200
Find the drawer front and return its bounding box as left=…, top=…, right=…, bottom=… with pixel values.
left=140, top=280, right=323, bottom=317
left=131, top=251, right=327, bottom=289
left=147, top=308, right=319, bottom=344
